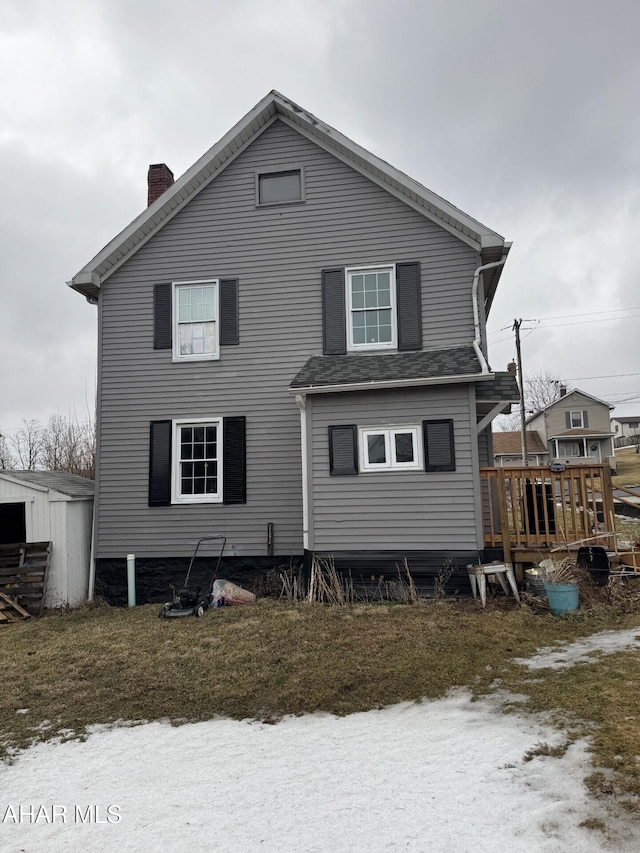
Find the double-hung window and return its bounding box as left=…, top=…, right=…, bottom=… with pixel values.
left=346, top=265, right=396, bottom=350
left=569, top=410, right=585, bottom=428
left=173, top=280, right=219, bottom=361
left=360, top=426, right=421, bottom=471
left=172, top=419, right=222, bottom=503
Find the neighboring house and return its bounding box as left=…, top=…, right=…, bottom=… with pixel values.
left=526, top=389, right=615, bottom=468
left=611, top=416, right=640, bottom=448
left=68, top=90, right=518, bottom=601
left=492, top=431, right=549, bottom=466
left=0, top=470, right=94, bottom=607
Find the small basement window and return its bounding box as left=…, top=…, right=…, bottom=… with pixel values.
left=257, top=169, right=303, bottom=205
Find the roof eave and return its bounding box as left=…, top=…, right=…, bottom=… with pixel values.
left=290, top=371, right=493, bottom=396
left=69, top=90, right=509, bottom=293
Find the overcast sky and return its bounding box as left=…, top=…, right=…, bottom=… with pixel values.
left=2, top=0, right=639, bottom=440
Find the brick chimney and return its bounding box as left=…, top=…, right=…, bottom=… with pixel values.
left=147, top=163, right=174, bottom=207
left=559, top=384, right=567, bottom=397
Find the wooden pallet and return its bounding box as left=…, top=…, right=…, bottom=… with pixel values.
left=0, top=591, right=31, bottom=623
left=0, top=542, right=52, bottom=616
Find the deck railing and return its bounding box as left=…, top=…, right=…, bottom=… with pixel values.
left=479, top=464, right=616, bottom=560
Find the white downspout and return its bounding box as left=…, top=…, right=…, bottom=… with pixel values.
left=295, top=394, right=309, bottom=550
left=472, top=255, right=507, bottom=374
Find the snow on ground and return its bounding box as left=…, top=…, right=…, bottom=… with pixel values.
left=512, top=627, right=640, bottom=670
left=1, top=630, right=639, bottom=853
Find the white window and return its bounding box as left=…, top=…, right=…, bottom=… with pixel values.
left=173, top=280, right=219, bottom=361
left=346, top=265, right=396, bottom=351
left=360, top=426, right=421, bottom=471
left=172, top=419, right=222, bottom=503
left=569, top=410, right=585, bottom=428
left=257, top=169, right=303, bottom=205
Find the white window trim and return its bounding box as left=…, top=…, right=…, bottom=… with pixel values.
left=171, top=417, right=223, bottom=504
left=346, top=264, right=397, bottom=352
left=569, top=410, right=585, bottom=428
left=255, top=167, right=305, bottom=207
left=359, top=426, right=421, bottom=471
left=172, top=279, right=220, bottom=363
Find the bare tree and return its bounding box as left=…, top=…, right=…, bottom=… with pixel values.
left=5, top=414, right=95, bottom=478
left=0, top=432, right=13, bottom=469
left=495, top=371, right=569, bottom=432
left=10, top=419, right=43, bottom=470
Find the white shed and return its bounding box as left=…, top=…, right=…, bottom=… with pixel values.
left=0, top=471, right=94, bottom=608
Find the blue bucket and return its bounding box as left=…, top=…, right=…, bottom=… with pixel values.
left=543, top=582, right=579, bottom=615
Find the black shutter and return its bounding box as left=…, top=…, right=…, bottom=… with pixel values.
left=423, top=420, right=456, bottom=472
left=396, top=262, right=422, bottom=351
left=154, top=283, right=172, bottom=350
left=565, top=412, right=571, bottom=429
left=583, top=410, right=589, bottom=428
left=329, top=425, right=358, bottom=475
left=149, top=421, right=172, bottom=506
left=220, top=279, right=239, bottom=346
left=223, top=416, right=246, bottom=504
left=322, top=269, right=347, bottom=355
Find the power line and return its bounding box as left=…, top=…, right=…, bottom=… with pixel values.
left=564, top=372, right=640, bottom=381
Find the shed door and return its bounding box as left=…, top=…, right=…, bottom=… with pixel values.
left=0, top=503, right=27, bottom=545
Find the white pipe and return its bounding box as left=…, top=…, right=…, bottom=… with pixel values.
left=472, top=256, right=507, bottom=374
left=87, top=499, right=97, bottom=602
left=127, top=554, right=136, bottom=607
left=295, top=394, right=309, bottom=551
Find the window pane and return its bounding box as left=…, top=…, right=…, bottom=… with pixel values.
left=353, top=326, right=366, bottom=344
left=367, top=434, right=386, bottom=464
left=395, top=433, right=414, bottom=463
left=259, top=171, right=302, bottom=204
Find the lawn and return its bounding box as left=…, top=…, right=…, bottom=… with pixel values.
left=2, top=589, right=640, bottom=818
left=613, top=445, right=640, bottom=487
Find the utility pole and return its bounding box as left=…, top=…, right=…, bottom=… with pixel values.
left=513, top=318, right=528, bottom=466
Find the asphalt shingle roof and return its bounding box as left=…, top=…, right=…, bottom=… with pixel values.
left=1, top=470, right=95, bottom=497
left=290, top=346, right=483, bottom=391
left=492, top=431, right=548, bottom=455
left=475, top=373, right=520, bottom=402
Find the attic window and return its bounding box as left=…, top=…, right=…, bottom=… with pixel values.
left=257, top=169, right=303, bottom=205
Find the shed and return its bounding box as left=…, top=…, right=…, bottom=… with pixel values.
left=0, top=471, right=94, bottom=608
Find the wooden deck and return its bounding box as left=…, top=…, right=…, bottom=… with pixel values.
left=480, top=465, right=617, bottom=575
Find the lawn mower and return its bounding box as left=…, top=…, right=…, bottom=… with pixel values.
left=159, top=535, right=226, bottom=618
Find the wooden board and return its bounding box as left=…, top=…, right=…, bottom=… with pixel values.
left=0, top=591, right=31, bottom=623
left=0, top=542, right=51, bottom=616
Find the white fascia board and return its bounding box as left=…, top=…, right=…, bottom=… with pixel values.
left=0, top=473, right=50, bottom=493
left=290, top=372, right=493, bottom=396
left=277, top=108, right=505, bottom=251
left=70, top=90, right=508, bottom=291
left=69, top=93, right=281, bottom=289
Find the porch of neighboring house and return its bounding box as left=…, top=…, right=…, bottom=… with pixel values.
left=479, top=464, right=640, bottom=579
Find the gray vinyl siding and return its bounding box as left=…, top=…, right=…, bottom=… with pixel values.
left=308, top=386, right=480, bottom=552
left=96, top=119, right=480, bottom=558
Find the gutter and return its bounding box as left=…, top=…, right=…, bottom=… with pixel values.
left=472, top=254, right=508, bottom=374
left=290, top=371, right=493, bottom=397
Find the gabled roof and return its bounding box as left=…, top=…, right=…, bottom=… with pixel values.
left=68, top=90, right=509, bottom=304
left=0, top=470, right=94, bottom=498
left=290, top=346, right=487, bottom=394
left=526, top=388, right=614, bottom=423
left=612, top=415, right=640, bottom=423
left=492, top=431, right=548, bottom=456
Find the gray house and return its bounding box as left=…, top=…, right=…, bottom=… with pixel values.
left=68, top=91, right=518, bottom=601
left=526, top=388, right=615, bottom=468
